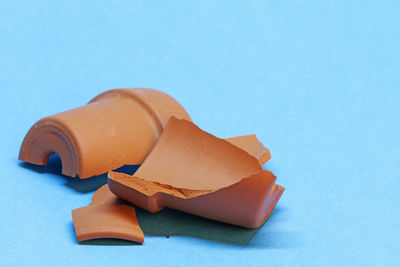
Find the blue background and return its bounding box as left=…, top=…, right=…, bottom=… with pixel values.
left=1, top=1, right=399, bottom=266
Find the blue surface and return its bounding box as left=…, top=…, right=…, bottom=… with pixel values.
left=1, top=1, right=399, bottom=266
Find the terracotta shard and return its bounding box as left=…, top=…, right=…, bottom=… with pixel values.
left=72, top=184, right=144, bottom=244
left=109, top=170, right=284, bottom=228
left=72, top=204, right=144, bottom=244
left=225, top=134, right=271, bottom=166
left=90, top=184, right=125, bottom=206
left=130, top=118, right=263, bottom=191
left=108, top=117, right=284, bottom=228
left=19, top=88, right=191, bottom=178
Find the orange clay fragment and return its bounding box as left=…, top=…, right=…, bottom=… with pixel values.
left=108, top=117, right=284, bottom=228
left=71, top=185, right=144, bottom=243
left=225, top=135, right=271, bottom=166
left=72, top=204, right=144, bottom=243
left=19, top=88, right=191, bottom=178
left=90, top=184, right=125, bottom=206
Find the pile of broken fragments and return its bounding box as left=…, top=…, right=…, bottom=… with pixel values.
left=19, top=88, right=284, bottom=244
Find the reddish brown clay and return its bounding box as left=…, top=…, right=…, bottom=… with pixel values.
left=19, top=88, right=191, bottom=178
left=72, top=204, right=144, bottom=243
left=72, top=184, right=144, bottom=243
left=225, top=135, right=271, bottom=166
left=90, top=184, right=125, bottom=206
left=108, top=117, right=284, bottom=228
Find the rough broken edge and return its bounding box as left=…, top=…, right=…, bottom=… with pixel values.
left=225, top=134, right=271, bottom=166
left=108, top=117, right=284, bottom=228
left=109, top=170, right=284, bottom=228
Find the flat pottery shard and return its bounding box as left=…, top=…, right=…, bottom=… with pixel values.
left=72, top=204, right=144, bottom=244
left=108, top=117, right=284, bottom=228
left=72, top=185, right=144, bottom=244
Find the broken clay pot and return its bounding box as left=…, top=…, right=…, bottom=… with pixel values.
left=19, top=88, right=191, bottom=178
left=108, top=117, right=284, bottom=228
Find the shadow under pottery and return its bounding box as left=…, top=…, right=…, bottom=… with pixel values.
left=19, top=153, right=112, bottom=193
left=135, top=207, right=263, bottom=246
left=23, top=154, right=287, bottom=247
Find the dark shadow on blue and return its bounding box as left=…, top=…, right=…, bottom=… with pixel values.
left=19, top=153, right=107, bottom=193
left=135, top=207, right=270, bottom=246
left=79, top=239, right=141, bottom=245
left=113, top=164, right=141, bottom=175
left=20, top=154, right=142, bottom=193
left=22, top=155, right=287, bottom=247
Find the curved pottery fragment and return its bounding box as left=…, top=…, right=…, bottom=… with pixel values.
left=19, top=88, right=191, bottom=178
left=108, top=117, right=284, bottom=228
left=225, top=134, right=271, bottom=166
left=72, top=184, right=144, bottom=244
